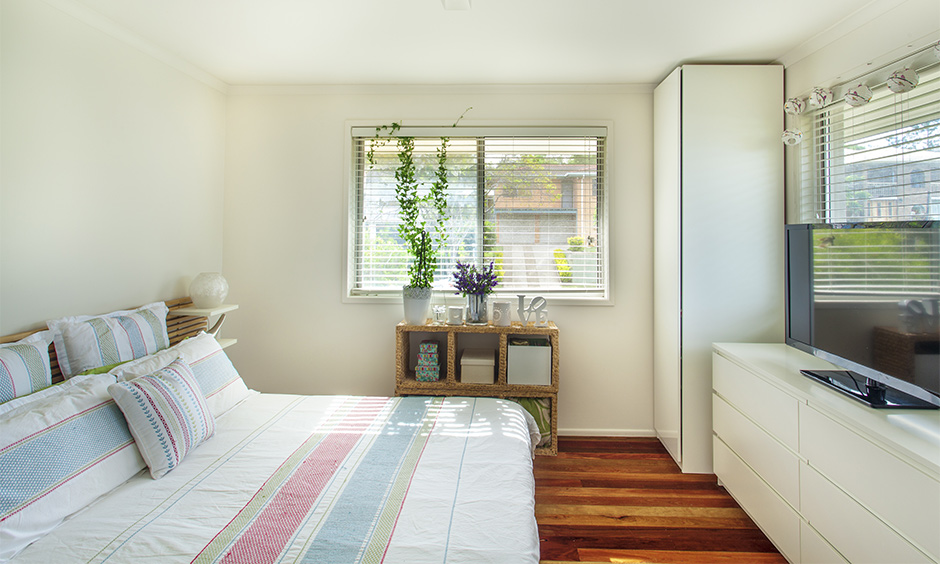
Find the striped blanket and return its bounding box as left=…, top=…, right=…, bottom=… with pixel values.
left=10, top=394, right=540, bottom=564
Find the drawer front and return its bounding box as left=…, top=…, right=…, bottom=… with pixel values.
left=800, top=404, right=940, bottom=560
left=713, top=394, right=800, bottom=508
left=801, top=463, right=932, bottom=564
left=714, top=437, right=801, bottom=562
left=801, top=521, right=848, bottom=564
left=713, top=353, right=799, bottom=450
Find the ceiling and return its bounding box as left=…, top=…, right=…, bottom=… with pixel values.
left=65, top=0, right=883, bottom=86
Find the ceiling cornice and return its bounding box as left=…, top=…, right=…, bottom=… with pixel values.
left=777, top=0, right=908, bottom=68
left=225, top=83, right=656, bottom=96
left=42, top=0, right=229, bottom=93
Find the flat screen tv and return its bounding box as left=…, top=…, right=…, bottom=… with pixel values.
left=785, top=221, right=940, bottom=409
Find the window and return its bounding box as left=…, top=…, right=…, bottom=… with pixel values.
left=800, top=64, right=939, bottom=223
left=798, top=56, right=939, bottom=300
left=348, top=126, right=608, bottom=300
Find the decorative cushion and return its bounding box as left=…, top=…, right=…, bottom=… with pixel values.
left=113, top=332, right=251, bottom=418
left=109, top=359, right=215, bottom=479
left=47, top=302, right=170, bottom=379
left=0, top=373, right=146, bottom=561
left=0, top=331, right=54, bottom=403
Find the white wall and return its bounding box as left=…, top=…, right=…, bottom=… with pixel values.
left=0, top=0, right=227, bottom=333
left=223, top=86, right=655, bottom=435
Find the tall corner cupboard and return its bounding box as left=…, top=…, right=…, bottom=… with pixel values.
left=653, top=65, right=785, bottom=473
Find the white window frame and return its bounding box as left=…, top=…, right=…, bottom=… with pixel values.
left=342, top=121, right=613, bottom=304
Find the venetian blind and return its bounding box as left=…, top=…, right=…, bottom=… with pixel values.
left=797, top=54, right=939, bottom=299
left=799, top=64, right=940, bottom=223
left=349, top=126, right=607, bottom=299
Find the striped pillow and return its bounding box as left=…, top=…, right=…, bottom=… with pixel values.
left=48, top=302, right=170, bottom=378
left=0, top=331, right=53, bottom=403
left=0, top=373, right=146, bottom=561
left=109, top=359, right=215, bottom=479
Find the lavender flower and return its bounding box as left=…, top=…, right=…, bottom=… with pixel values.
left=452, top=261, right=498, bottom=296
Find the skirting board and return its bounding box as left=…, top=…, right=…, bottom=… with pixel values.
left=558, top=428, right=656, bottom=437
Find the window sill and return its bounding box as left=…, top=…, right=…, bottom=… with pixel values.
left=343, top=291, right=613, bottom=306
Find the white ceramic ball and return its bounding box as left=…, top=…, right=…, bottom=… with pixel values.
left=808, top=88, right=832, bottom=109
left=781, top=129, right=803, bottom=146
left=844, top=84, right=873, bottom=107
left=886, top=68, right=919, bottom=93
left=784, top=98, right=806, bottom=115
left=189, top=272, right=229, bottom=309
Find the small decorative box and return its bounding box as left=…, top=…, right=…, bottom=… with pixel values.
left=419, top=340, right=439, bottom=354
left=460, top=348, right=495, bottom=384
left=416, top=364, right=440, bottom=382
left=418, top=352, right=439, bottom=366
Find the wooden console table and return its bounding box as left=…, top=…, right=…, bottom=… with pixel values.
left=395, top=321, right=559, bottom=455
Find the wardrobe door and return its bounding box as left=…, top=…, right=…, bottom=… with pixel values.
left=653, top=67, right=682, bottom=465
left=654, top=64, right=784, bottom=474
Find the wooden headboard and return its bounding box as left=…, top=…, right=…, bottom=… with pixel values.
left=0, top=297, right=212, bottom=384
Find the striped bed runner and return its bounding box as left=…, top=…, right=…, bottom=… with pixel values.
left=193, top=396, right=442, bottom=564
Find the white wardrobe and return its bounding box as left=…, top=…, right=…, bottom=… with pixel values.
left=653, top=65, right=785, bottom=473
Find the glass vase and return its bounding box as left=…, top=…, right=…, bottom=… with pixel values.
left=465, top=293, right=488, bottom=324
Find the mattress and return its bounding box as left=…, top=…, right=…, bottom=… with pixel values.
left=9, top=393, right=540, bottom=564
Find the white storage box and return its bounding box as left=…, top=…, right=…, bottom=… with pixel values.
left=507, top=340, right=552, bottom=386
left=460, top=348, right=495, bottom=384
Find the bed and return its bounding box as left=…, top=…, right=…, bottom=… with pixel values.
left=0, top=299, right=541, bottom=563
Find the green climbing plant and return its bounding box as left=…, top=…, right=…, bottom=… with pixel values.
left=366, top=108, right=471, bottom=289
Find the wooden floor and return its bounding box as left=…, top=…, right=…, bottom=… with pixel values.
left=535, top=436, right=786, bottom=564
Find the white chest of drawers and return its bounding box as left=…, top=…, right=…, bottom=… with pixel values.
left=712, top=343, right=940, bottom=564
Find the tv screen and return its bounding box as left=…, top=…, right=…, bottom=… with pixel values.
left=786, top=222, right=940, bottom=408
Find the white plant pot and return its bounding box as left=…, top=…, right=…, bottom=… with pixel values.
left=402, top=286, right=432, bottom=325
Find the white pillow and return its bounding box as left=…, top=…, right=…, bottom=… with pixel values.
left=0, top=368, right=92, bottom=418
left=0, top=373, right=146, bottom=561
left=109, top=359, right=215, bottom=479
left=114, top=332, right=250, bottom=418
left=47, top=302, right=170, bottom=379
left=109, top=344, right=181, bottom=381
left=0, top=331, right=54, bottom=403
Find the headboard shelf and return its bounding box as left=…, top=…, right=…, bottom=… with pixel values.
left=0, top=329, right=42, bottom=344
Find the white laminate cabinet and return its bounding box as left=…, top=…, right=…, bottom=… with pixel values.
left=714, top=435, right=802, bottom=562
left=800, top=404, right=940, bottom=559
left=801, top=463, right=932, bottom=564
left=653, top=65, right=785, bottom=473
left=713, top=354, right=799, bottom=451
left=713, top=343, right=940, bottom=564
left=713, top=393, right=800, bottom=507
left=801, top=521, right=849, bottom=564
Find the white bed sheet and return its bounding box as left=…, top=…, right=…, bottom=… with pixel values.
left=10, top=393, right=540, bottom=564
